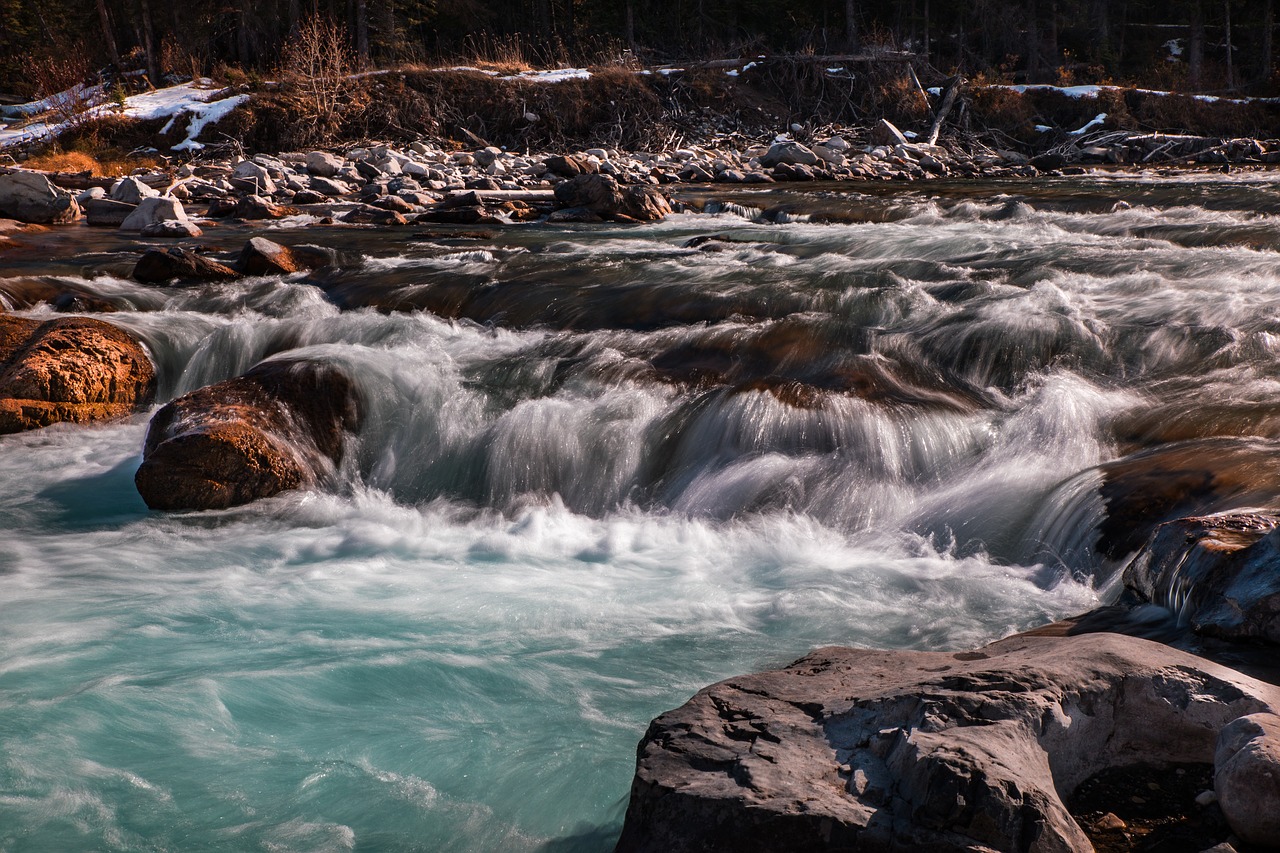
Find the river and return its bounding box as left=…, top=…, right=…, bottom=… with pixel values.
left=3, top=172, right=1279, bottom=851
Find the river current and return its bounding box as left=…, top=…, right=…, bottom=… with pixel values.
left=3, top=173, right=1280, bottom=851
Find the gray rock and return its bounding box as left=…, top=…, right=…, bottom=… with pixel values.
left=308, top=176, right=351, bottom=197
left=119, top=196, right=189, bottom=232
left=229, top=160, right=276, bottom=195
left=1216, top=713, right=1280, bottom=845
left=140, top=220, right=202, bottom=238
left=617, top=633, right=1280, bottom=853
left=812, top=145, right=846, bottom=166
left=0, top=171, right=82, bottom=224
left=85, top=198, right=136, bottom=227
left=110, top=176, right=159, bottom=205
left=77, top=186, right=106, bottom=204
left=760, top=141, right=820, bottom=168
left=871, top=118, right=910, bottom=147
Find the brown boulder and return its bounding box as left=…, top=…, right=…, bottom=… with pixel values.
left=544, top=154, right=598, bottom=177
left=134, top=359, right=361, bottom=510
left=134, top=247, right=240, bottom=284
left=237, top=236, right=304, bottom=275
left=553, top=174, right=672, bottom=223
left=0, top=315, right=156, bottom=433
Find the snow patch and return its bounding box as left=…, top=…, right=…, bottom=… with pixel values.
left=1068, top=113, right=1108, bottom=136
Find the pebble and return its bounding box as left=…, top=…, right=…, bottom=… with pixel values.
left=1095, top=812, right=1127, bottom=831
left=1196, top=789, right=1218, bottom=806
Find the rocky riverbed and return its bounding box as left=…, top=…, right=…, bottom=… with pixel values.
left=4, top=167, right=1280, bottom=852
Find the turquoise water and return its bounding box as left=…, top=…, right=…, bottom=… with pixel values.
left=8, top=176, right=1280, bottom=851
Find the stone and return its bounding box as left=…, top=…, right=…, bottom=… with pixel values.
left=760, top=141, right=820, bottom=168
left=1215, top=713, right=1280, bottom=845
left=871, top=118, right=910, bottom=147
left=340, top=206, right=409, bottom=226
left=134, top=358, right=361, bottom=510
left=416, top=205, right=501, bottom=225
left=140, top=220, right=202, bottom=238
left=1031, top=152, right=1069, bottom=172
left=0, top=170, right=82, bottom=224
left=291, top=189, right=328, bottom=206
left=305, top=151, right=344, bottom=178
left=552, top=174, right=672, bottom=223
left=229, top=160, right=276, bottom=194
left=119, top=196, right=189, bottom=231
left=236, top=237, right=317, bottom=276
left=1123, top=512, right=1280, bottom=644
left=133, top=247, right=239, bottom=284
left=77, top=186, right=105, bottom=204
left=371, top=194, right=416, bottom=214
left=812, top=145, right=846, bottom=166
left=110, top=176, right=159, bottom=205
left=616, top=633, right=1280, bottom=853
left=308, top=176, right=351, bottom=197
left=233, top=195, right=297, bottom=220
left=85, top=198, right=137, bottom=227
left=0, top=315, right=155, bottom=433
left=544, top=154, right=598, bottom=178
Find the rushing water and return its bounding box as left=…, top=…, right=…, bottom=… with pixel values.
left=4, top=172, right=1280, bottom=851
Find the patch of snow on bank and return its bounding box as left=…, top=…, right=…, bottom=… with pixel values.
left=509, top=68, right=592, bottom=83
left=1068, top=113, right=1108, bottom=136
left=0, top=81, right=248, bottom=151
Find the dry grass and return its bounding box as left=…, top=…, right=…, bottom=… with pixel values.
left=25, top=149, right=164, bottom=176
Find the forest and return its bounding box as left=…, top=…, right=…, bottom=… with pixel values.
left=0, top=0, right=1275, bottom=98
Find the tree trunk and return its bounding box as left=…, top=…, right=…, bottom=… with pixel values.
left=139, top=0, right=158, bottom=81
left=1223, top=0, right=1233, bottom=88
left=845, top=0, right=858, bottom=51
left=355, top=0, right=369, bottom=66
left=1188, top=0, right=1204, bottom=89
left=625, top=0, right=635, bottom=49
left=1264, top=0, right=1274, bottom=84
left=96, top=0, right=122, bottom=67
left=1026, top=0, right=1040, bottom=76
left=237, top=0, right=252, bottom=67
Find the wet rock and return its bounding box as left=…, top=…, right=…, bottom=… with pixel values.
left=134, top=358, right=361, bottom=510
left=1031, top=152, right=1069, bottom=172
left=1098, top=438, right=1280, bottom=560
left=119, top=196, right=189, bottom=231
left=617, top=633, right=1280, bottom=853
left=133, top=247, right=238, bottom=284
left=340, top=206, right=409, bottom=226
left=0, top=170, right=82, bottom=224
left=0, top=315, right=155, bottom=433
left=233, top=195, right=297, bottom=220
left=140, top=220, right=202, bottom=238
left=545, top=206, right=605, bottom=224
left=552, top=174, right=671, bottom=222
left=1215, top=713, right=1280, bottom=845
left=85, top=198, right=137, bottom=227
left=236, top=237, right=320, bottom=276
left=1125, top=512, right=1280, bottom=644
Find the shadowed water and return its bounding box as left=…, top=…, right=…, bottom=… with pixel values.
left=4, top=173, right=1280, bottom=851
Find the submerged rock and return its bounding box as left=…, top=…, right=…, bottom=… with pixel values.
left=616, top=633, right=1280, bottom=853
left=133, top=247, right=239, bottom=284
left=134, top=359, right=361, bottom=510
left=0, top=315, right=155, bottom=433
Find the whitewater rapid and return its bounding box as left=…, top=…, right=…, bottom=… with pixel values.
left=4, top=174, right=1280, bottom=851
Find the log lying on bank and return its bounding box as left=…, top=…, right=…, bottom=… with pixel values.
left=0, top=314, right=155, bottom=433
left=134, top=358, right=361, bottom=511
left=615, top=632, right=1280, bottom=853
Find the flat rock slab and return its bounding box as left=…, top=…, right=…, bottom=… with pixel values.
left=616, top=633, right=1280, bottom=853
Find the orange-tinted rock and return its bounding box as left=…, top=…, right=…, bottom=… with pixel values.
left=134, top=359, right=361, bottom=510
left=0, top=314, right=156, bottom=433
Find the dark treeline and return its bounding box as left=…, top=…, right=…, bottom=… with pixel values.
left=0, top=0, right=1276, bottom=96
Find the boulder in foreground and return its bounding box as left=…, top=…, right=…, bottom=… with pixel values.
left=134, top=359, right=361, bottom=510
left=0, top=315, right=155, bottom=433
left=616, top=632, right=1280, bottom=853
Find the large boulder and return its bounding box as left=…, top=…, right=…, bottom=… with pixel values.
left=134, top=359, right=361, bottom=510
left=0, top=170, right=82, bottom=224
left=229, top=160, right=277, bottom=195
left=0, top=315, right=156, bottom=433
left=552, top=174, right=671, bottom=223
left=109, top=176, right=159, bottom=205
left=235, top=237, right=331, bottom=276
left=133, top=247, right=238, bottom=284
left=616, top=632, right=1280, bottom=853
left=1215, top=713, right=1280, bottom=845
left=1124, top=511, right=1280, bottom=644
left=305, top=151, right=344, bottom=178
